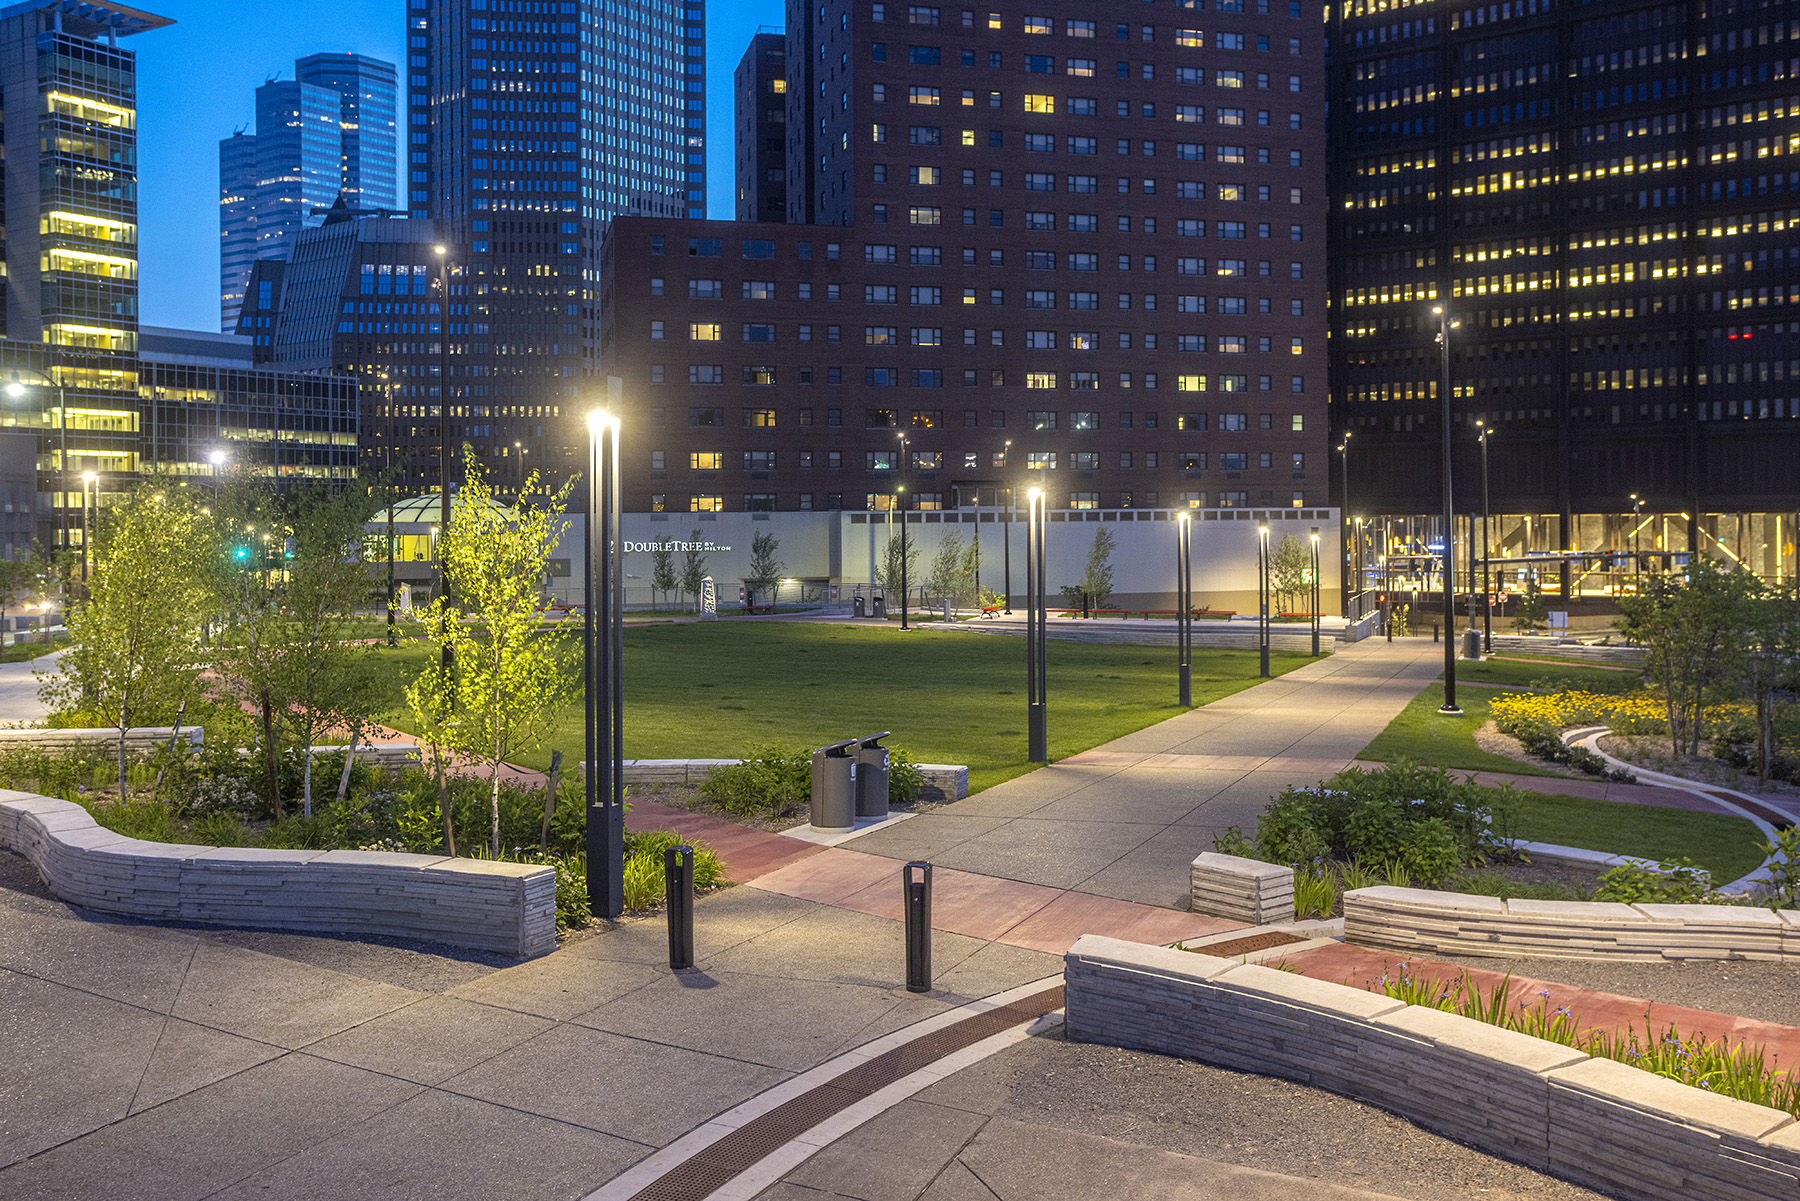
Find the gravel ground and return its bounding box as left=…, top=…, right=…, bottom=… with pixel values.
left=914, top=1029, right=1607, bottom=1200
left=1431, top=953, right=1800, bottom=1029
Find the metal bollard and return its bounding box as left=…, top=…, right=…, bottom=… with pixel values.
left=665, top=845, right=694, bottom=970
left=1433, top=622, right=1439, bottom=643
left=904, top=861, right=932, bottom=993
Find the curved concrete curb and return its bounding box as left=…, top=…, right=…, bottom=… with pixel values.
left=1343, top=884, right=1800, bottom=963
left=0, top=790, right=555, bottom=958
left=1066, top=933, right=1800, bottom=1201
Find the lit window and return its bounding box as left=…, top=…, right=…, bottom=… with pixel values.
left=1024, top=93, right=1055, bottom=114
left=689, top=323, right=721, bottom=341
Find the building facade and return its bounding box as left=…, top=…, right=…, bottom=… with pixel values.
left=233, top=207, right=448, bottom=490
left=735, top=31, right=788, bottom=222
left=1327, top=0, right=1800, bottom=593
left=218, top=54, right=399, bottom=331
left=601, top=0, right=1330, bottom=516
left=0, top=0, right=168, bottom=554
left=407, top=0, right=706, bottom=497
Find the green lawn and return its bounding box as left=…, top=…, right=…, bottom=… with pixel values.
left=1511, top=790, right=1767, bottom=884
left=1356, top=683, right=1571, bottom=778
left=1455, top=657, right=1642, bottom=692
left=370, top=623, right=1307, bottom=792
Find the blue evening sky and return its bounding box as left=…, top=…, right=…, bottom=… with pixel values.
left=135, top=0, right=782, bottom=331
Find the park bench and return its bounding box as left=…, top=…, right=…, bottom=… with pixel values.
left=980, top=604, right=1005, bottom=618
left=1139, top=609, right=1239, bottom=619
left=1049, top=608, right=1131, bottom=619
left=736, top=604, right=779, bottom=616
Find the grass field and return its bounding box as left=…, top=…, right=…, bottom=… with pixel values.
left=1511, top=790, right=1766, bottom=884
left=370, top=622, right=1307, bottom=792
left=1453, top=657, right=1642, bottom=692
left=1356, top=683, right=1571, bottom=778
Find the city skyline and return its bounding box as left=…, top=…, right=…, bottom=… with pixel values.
left=132, top=0, right=781, bottom=332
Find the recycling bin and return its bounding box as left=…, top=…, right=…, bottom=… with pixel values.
left=810, top=738, right=859, bottom=831
left=853, top=595, right=866, bottom=618
left=871, top=595, right=887, bottom=620
left=855, top=732, right=891, bottom=819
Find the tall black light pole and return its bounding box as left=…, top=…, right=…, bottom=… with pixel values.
left=1257, top=525, right=1271, bottom=678
left=1479, top=421, right=1493, bottom=651
left=1001, top=439, right=1012, bottom=614
left=1177, top=512, right=1192, bottom=706
left=1338, top=431, right=1352, bottom=612
left=1026, top=486, right=1047, bottom=760
left=897, top=432, right=910, bottom=631
left=1630, top=492, right=1643, bottom=596
left=1310, top=531, right=1321, bottom=657
left=1433, top=305, right=1462, bottom=715
left=434, top=242, right=454, bottom=676
left=586, top=408, right=625, bottom=919
left=7, top=370, right=69, bottom=613
left=382, top=374, right=397, bottom=648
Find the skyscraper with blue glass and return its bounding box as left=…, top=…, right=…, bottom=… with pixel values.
left=219, top=54, right=399, bottom=331
left=407, top=0, right=704, bottom=498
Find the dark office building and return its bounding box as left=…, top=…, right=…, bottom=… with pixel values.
left=601, top=0, right=1330, bottom=516
left=407, top=0, right=706, bottom=496
left=1328, top=0, right=1800, bottom=591
left=234, top=206, right=442, bottom=488
left=735, top=31, right=788, bottom=222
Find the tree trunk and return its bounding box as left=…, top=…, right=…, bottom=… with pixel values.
left=540, top=748, right=562, bottom=854
left=150, top=701, right=187, bottom=800
left=116, top=715, right=129, bottom=803
left=489, top=762, right=503, bottom=857
left=336, top=718, right=362, bottom=804
left=261, top=697, right=283, bottom=821
left=302, top=744, right=314, bottom=818
left=436, top=755, right=456, bottom=857
left=1759, top=690, right=1773, bottom=786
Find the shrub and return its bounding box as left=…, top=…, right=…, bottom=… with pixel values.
left=1345, top=795, right=1407, bottom=866
left=888, top=746, right=926, bottom=805
left=1762, top=826, right=1800, bottom=910
left=1211, top=826, right=1258, bottom=858
left=620, top=828, right=726, bottom=910
left=699, top=744, right=811, bottom=819
left=1591, top=857, right=1711, bottom=904
left=1256, top=790, right=1330, bottom=866
left=1400, top=816, right=1462, bottom=886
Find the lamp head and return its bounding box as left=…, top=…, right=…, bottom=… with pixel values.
left=209, top=449, right=226, bottom=465
left=81, top=471, right=96, bottom=483
left=586, top=409, right=618, bottom=435
left=1432, top=305, right=1443, bottom=316
left=433, top=244, right=447, bottom=256
left=4, top=382, right=21, bottom=399
left=1027, top=487, right=1041, bottom=504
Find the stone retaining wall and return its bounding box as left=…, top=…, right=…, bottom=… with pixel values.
left=1189, top=851, right=1294, bottom=923
left=0, top=727, right=203, bottom=752
left=0, top=791, right=555, bottom=958
left=1344, top=885, right=1800, bottom=962
left=1064, top=934, right=1800, bottom=1201
left=620, top=758, right=970, bottom=803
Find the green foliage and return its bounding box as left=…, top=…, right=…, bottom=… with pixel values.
left=888, top=745, right=926, bottom=804
left=1512, top=577, right=1548, bottom=634
left=1365, top=965, right=1800, bottom=1118
left=1269, top=533, right=1313, bottom=615
left=1591, top=857, right=1712, bottom=904
left=744, top=530, right=783, bottom=607
left=620, top=828, right=726, bottom=911
left=679, top=529, right=709, bottom=606
left=1400, top=816, right=1462, bottom=886
left=1345, top=795, right=1406, bottom=866
left=1292, top=866, right=1336, bottom=920
left=1210, top=826, right=1258, bottom=858
left=650, top=540, right=679, bottom=608
left=1762, top=826, right=1800, bottom=911
left=1616, top=563, right=1764, bottom=758
left=1058, top=527, right=1117, bottom=609
left=699, top=743, right=812, bottom=819
left=1255, top=790, right=1330, bottom=866
left=878, top=524, right=921, bottom=597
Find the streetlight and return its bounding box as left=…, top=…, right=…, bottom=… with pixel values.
left=1026, top=487, right=1048, bottom=760
left=1176, top=512, right=1193, bottom=706
left=1478, top=421, right=1494, bottom=652
left=585, top=405, right=625, bottom=919
left=1432, top=305, right=1462, bottom=716
left=1257, top=525, right=1271, bottom=678
left=1630, top=492, right=1643, bottom=595
left=1338, top=430, right=1352, bottom=612
left=896, top=431, right=911, bottom=631
left=80, top=471, right=97, bottom=594
left=434, top=242, right=454, bottom=676
left=1310, top=530, right=1321, bottom=657
left=1001, top=439, right=1013, bottom=614
left=7, top=369, right=70, bottom=608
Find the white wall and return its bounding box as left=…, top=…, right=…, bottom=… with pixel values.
left=548, top=506, right=1342, bottom=613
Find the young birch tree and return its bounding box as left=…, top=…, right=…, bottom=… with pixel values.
left=650, top=539, right=678, bottom=610
left=41, top=485, right=220, bottom=799
left=410, top=459, right=578, bottom=854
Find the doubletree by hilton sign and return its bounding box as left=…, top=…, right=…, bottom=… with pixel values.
left=621, top=540, right=732, bottom=553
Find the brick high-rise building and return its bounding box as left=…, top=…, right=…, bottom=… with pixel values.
left=735, top=31, right=789, bottom=222
left=603, top=0, right=1330, bottom=517
left=1328, top=0, right=1800, bottom=590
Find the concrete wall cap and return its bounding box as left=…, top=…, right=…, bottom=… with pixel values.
left=53, top=826, right=137, bottom=851
left=1630, top=903, right=1785, bottom=925
left=1191, top=851, right=1291, bottom=879
left=1503, top=898, right=1642, bottom=921
left=186, top=846, right=328, bottom=865
left=1778, top=910, right=1800, bottom=928
left=421, top=857, right=551, bottom=880
left=1547, top=1057, right=1795, bottom=1140
left=312, top=848, right=454, bottom=870
left=0, top=793, right=79, bottom=813
left=92, top=839, right=214, bottom=859
left=1374, top=1005, right=1590, bottom=1074
left=1346, top=885, right=1505, bottom=912
left=1065, top=933, right=1241, bottom=982
left=1212, top=961, right=1408, bottom=1019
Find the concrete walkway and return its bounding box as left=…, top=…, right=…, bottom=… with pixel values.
left=843, top=636, right=1446, bottom=908
left=0, top=649, right=59, bottom=724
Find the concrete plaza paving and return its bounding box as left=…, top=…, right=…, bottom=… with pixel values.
left=846, top=637, right=1446, bottom=907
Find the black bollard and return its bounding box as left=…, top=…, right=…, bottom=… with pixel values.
left=904, top=861, right=932, bottom=993
left=665, top=845, right=694, bottom=970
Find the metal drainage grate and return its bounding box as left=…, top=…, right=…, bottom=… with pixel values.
left=1186, top=930, right=1304, bottom=958
left=625, top=986, right=1064, bottom=1201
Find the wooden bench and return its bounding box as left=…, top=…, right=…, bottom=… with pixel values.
left=1140, top=610, right=1238, bottom=619
left=980, top=605, right=1005, bottom=618
left=1050, top=608, right=1131, bottom=619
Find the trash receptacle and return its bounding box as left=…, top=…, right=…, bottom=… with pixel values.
left=1463, top=626, right=1482, bottom=661
left=871, top=595, right=887, bottom=620
left=810, top=739, right=858, bottom=831
left=855, top=732, right=891, bottom=819
left=853, top=595, right=866, bottom=618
